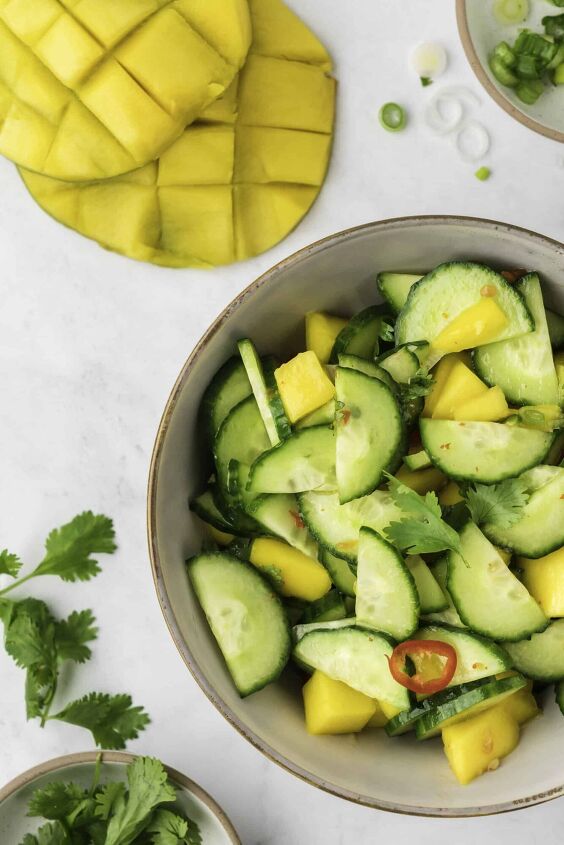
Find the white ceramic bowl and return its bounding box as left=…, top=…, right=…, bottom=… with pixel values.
left=0, top=751, right=240, bottom=843
left=148, top=216, right=564, bottom=817
left=457, top=0, right=564, bottom=143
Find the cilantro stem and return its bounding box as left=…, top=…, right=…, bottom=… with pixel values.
left=0, top=570, right=37, bottom=596
left=40, top=677, right=58, bottom=728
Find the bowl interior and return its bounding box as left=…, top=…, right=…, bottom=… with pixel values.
left=150, top=216, right=564, bottom=816
left=460, top=0, right=564, bottom=139
left=0, top=754, right=238, bottom=843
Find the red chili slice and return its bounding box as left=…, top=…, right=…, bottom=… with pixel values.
left=388, top=639, right=457, bottom=695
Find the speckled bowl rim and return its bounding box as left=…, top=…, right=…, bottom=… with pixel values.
left=147, top=214, right=564, bottom=817
left=0, top=750, right=241, bottom=843
left=456, top=0, right=564, bottom=144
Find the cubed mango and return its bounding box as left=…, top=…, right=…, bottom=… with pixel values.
left=442, top=705, right=520, bottom=785
left=275, top=350, right=335, bottom=423
left=305, top=312, right=348, bottom=365
left=423, top=352, right=471, bottom=418
left=519, top=547, right=564, bottom=617
left=396, top=465, right=447, bottom=495
left=303, top=671, right=378, bottom=734
left=454, top=385, right=509, bottom=422
left=249, top=537, right=331, bottom=601
left=438, top=480, right=464, bottom=506
left=432, top=297, right=508, bottom=353
left=431, top=361, right=489, bottom=420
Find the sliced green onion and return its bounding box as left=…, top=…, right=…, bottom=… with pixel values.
left=379, top=102, right=407, bottom=132
left=515, top=53, right=542, bottom=80
left=493, top=0, right=529, bottom=25
left=516, top=78, right=544, bottom=104
left=544, top=14, right=564, bottom=41
left=420, top=76, right=433, bottom=87
left=493, top=41, right=517, bottom=67
left=475, top=166, right=491, bottom=181
left=490, top=55, right=519, bottom=87
left=547, top=41, right=564, bottom=69
left=515, top=31, right=558, bottom=64
left=520, top=409, right=546, bottom=426
left=554, top=61, right=564, bottom=83
left=505, top=415, right=520, bottom=426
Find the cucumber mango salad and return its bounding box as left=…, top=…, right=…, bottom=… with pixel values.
left=189, top=262, right=564, bottom=786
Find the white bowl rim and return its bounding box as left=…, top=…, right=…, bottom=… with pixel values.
left=0, top=750, right=241, bottom=843
left=456, top=0, right=564, bottom=144
left=147, top=214, right=564, bottom=818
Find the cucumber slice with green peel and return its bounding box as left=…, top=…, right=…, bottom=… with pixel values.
left=247, top=426, right=336, bottom=494
left=355, top=527, right=419, bottom=640
left=188, top=552, right=291, bottom=697
left=237, top=340, right=291, bottom=445
left=482, top=465, right=564, bottom=557
left=423, top=559, right=466, bottom=628
left=406, top=555, right=448, bottom=614
left=395, top=262, right=534, bottom=349
left=447, top=522, right=548, bottom=641
left=505, top=620, right=564, bottom=682
left=246, top=494, right=318, bottom=558
left=301, top=589, right=347, bottom=624
left=319, top=547, right=356, bottom=596
left=329, top=305, right=392, bottom=363
left=377, top=272, right=423, bottom=314
left=420, top=419, right=554, bottom=484
left=416, top=624, right=512, bottom=686
left=546, top=308, right=564, bottom=351
left=295, top=399, right=336, bottom=429
left=414, top=674, right=527, bottom=740
left=404, top=450, right=432, bottom=471
left=378, top=342, right=430, bottom=381
left=335, top=367, right=404, bottom=503
left=190, top=488, right=237, bottom=535
left=200, top=357, right=252, bottom=445
left=338, top=354, right=397, bottom=391
left=473, top=274, right=560, bottom=406
left=227, top=460, right=256, bottom=512
left=211, top=485, right=263, bottom=537
left=214, top=396, right=270, bottom=492
left=298, top=489, right=404, bottom=564
left=556, top=680, right=564, bottom=714
left=293, top=627, right=410, bottom=709
left=292, top=617, right=356, bottom=643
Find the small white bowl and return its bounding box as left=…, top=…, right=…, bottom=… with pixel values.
left=148, top=216, right=564, bottom=816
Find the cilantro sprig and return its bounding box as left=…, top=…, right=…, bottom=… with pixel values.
left=22, top=756, right=202, bottom=845
left=462, top=478, right=530, bottom=529
left=0, top=513, right=149, bottom=748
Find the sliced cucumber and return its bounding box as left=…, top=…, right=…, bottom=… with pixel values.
left=546, top=308, right=564, bottom=352
left=420, top=419, right=554, bottom=484
left=406, top=555, right=448, bottom=614
left=247, top=494, right=318, bottom=558
left=355, top=527, right=419, bottom=640
left=505, top=619, right=564, bottom=682
left=298, top=489, right=403, bottom=564
left=414, top=674, right=527, bottom=740
left=423, top=558, right=466, bottom=627
left=295, top=399, right=335, bottom=429
left=301, top=589, right=347, bottom=623
left=416, top=624, right=511, bottom=686
left=293, top=618, right=355, bottom=643
left=238, top=340, right=291, bottom=445
left=377, top=272, right=423, bottom=314
left=329, top=305, right=392, bottom=363
left=338, top=354, right=397, bottom=391
left=319, top=547, right=356, bottom=596
left=293, top=627, right=410, bottom=709
left=263, top=355, right=293, bottom=439
left=226, top=460, right=256, bottom=513
left=214, top=396, right=270, bottom=492
left=190, top=487, right=236, bottom=535
left=395, top=262, right=533, bottom=348
left=447, top=522, right=547, bottom=641
left=335, top=367, right=404, bottom=503
left=473, top=274, right=560, bottom=406
left=556, top=680, right=564, bottom=715
left=200, top=357, right=252, bottom=445
left=247, top=426, right=336, bottom=494
left=404, top=450, right=432, bottom=471
left=188, top=552, right=290, bottom=697
left=378, top=343, right=429, bottom=382
left=483, top=465, right=564, bottom=557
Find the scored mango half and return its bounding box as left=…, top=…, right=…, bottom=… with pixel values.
left=0, top=0, right=252, bottom=181
left=19, top=0, right=336, bottom=267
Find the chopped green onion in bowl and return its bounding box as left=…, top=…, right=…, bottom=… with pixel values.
left=379, top=102, right=407, bottom=132
left=493, top=0, right=529, bottom=26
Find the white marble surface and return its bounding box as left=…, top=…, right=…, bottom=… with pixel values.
left=1, top=0, right=563, bottom=841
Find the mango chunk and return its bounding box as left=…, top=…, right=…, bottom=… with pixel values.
left=431, top=361, right=489, bottom=420
left=432, top=298, right=509, bottom=353
left=366, top=701, right=389, bottom=728
left=442, top=705, right=520, bottom=785
left=306, top=312, right=348, bottom=365
left=275, top=351, right=336, bottom=423
left=379, top=700, right=404, bottom=720
left=395, top=465, right=447, bottom=495
left=519, top=547, right=564, bottom=617
left=438, top=480, right=463, bottom=506
left=303, top=671, right=378, bottom=735
left=423, top=353, right=471, bottom=418
left=249, top=537, right=331, bottom=601
left=497, top=682, right=539, bottom=725
left=454, top=386, right=509, bottom=422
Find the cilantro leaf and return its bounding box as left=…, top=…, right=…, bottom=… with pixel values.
left=464, top=478, right=530, bottom=529
left=51, top=693, right=150, bottom=749
left=94, top=782, right=126, bottom=821
left=55, top=609, right=98, bottom=664
left=384, top=474, right=464, bottom=557
left=103, top=757, right=176, bottom=845
left=400, top=369, right=434, bottom=404
left=0, top=548, right=22, bottom=577
left=33, top=512, right=117, bottom=582
left=28, top=782, right=86, bottom=821
left=420, top=76, right=433, bottom=86
left=147, top=810, right=202, bottom=845
left=19, top=821, right=71, bottom=845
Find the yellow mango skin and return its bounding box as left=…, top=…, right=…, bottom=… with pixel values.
left=19, top=0, right=336, bottom=268
left=431, top=361, right=489, bottom=420
left=249, top=537, right=331, bottom=601
left=306, top=312, right=348, bottom=365
left=432, top=298, right=509, bottom=353
left=423, top=353, right=471, bottom=418
left=366, top=701, right=389, bottom=728
left=519, top=547, right=564, bottom=617
left=454, top=386, right=509, bottom=422
left=275, top=351, right=336, bottom=423
left=438, top=480, right=463, bottom=506
left=442, top=705, right=520, bottom=785
left=396, top=465, right=447, bottom=495
left=303, top=671, right=378, bottom=735
left=0, top=0, right=251, bottom=180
